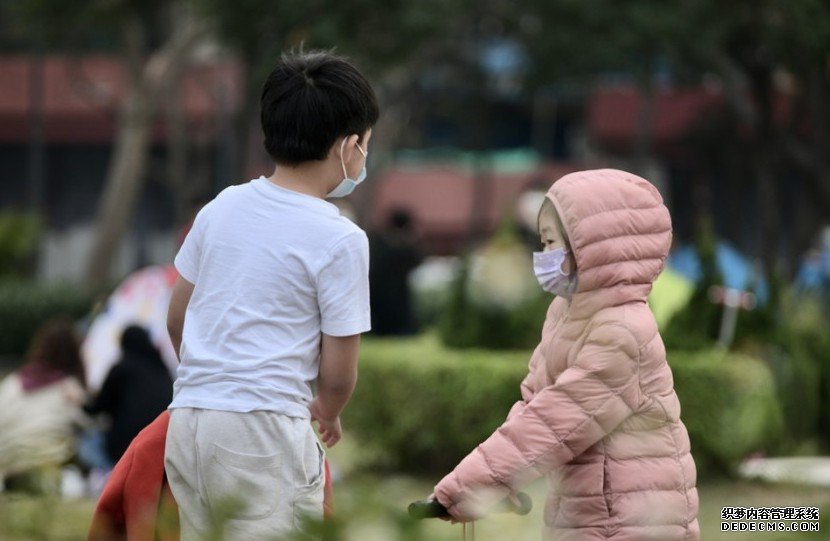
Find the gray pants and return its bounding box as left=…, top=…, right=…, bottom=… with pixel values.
left=165, top=408, right=325, bottom=541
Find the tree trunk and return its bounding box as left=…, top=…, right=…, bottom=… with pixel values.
left=233, top=71, right=259, bottom=186
left=351, top=75, right=414, bottom=229
left=755, top=145, right=779, bottom=278
left=807, top=68, right=830, bottom=220
left=633, top=71, right=655, bottom=177
left=752, top=67, right=779, bottom=282
left=85, top=88, right=154, bottom=289
left=165, top=71, right=190, bottom=225
left=82, top=11, right=206, bottom=289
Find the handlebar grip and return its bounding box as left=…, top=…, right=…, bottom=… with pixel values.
left=408, top=492, right=533, bottom=520
left=408, top=498, right=449, bottom=519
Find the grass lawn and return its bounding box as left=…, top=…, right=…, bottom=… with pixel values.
left=2, top=434, right=827, bottom=540
left=1, top=477, right=827, bottom=540
left=327, top=474, right=830, bottom=541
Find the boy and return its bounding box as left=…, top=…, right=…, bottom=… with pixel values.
left=164, top=50, right=378, bottom=540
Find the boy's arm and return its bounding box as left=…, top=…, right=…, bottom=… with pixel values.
left=310, top=332, right=360, bottom=447
left=167, top=276, right=195, bottom=362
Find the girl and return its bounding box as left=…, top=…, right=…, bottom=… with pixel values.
left=434, top=169, right=699, bottom=540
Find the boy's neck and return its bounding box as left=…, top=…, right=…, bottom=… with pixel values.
left=266, top=163, right=334, bottom=199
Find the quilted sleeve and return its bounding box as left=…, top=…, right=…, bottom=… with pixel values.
left=434, top=324, right=642, bottom=521
left=505, top=346, right=542, bottom=422
left=505, top=300, right=561, bottom=422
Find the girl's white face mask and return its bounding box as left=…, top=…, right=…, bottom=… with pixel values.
left=327, top=137, right=368, bottom=198
left=533, top=247, right=577, bottom=298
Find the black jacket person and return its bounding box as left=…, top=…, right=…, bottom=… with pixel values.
left=85, top=325, right=174, bottom=464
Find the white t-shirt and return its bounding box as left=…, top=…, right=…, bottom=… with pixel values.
left=169, top=176, right=371, bottom=418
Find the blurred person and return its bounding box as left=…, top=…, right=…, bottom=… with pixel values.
left=431, top=170, right=699, bottom=540
left=165, top=50, right=377, bottom=540
left=83, top=325, right=173, bottom=469
left=369, top=208, right=423, bottom=335
left=0, top=318, right=87, bottom=488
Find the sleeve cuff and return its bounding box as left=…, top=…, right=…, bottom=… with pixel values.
left=321, top=318, right=371, bottom=337
left=174, top=255, right=197, bottom=284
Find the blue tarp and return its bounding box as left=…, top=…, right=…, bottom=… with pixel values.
left=667, top=242, right=769, bottom=303
left=796, top=250, right=830, bottom=292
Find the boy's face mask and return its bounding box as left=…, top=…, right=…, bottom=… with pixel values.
left=328, top=137, right=368, bottom=198
left=533, top=247, right=577, bottom=298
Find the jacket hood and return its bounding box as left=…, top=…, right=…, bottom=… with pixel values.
left=546, top=169, right=672, bottom=311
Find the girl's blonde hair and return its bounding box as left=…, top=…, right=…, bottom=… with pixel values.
left=537, top=198, right=571, bottom=251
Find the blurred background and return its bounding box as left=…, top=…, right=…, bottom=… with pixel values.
left=0, top=0, right=829, bottom=540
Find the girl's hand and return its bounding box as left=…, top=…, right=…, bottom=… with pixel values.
left=428, top=493, right=462, bottom=523
left=309, top=398, right=342, bottom=447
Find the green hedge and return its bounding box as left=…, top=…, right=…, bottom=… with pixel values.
left=769, top=295, right=830, bottom=449
left=345, top=335, right=529, bottom=474
left=346, top=336, right=783, bottom=479
left=668, top=350, right=783, bottom=476
left=0, top=212, right=41, bottom=278
left=0, top=281, right=94, bottom=360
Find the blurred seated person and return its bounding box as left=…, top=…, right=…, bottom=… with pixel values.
left=0, top=318, right=87, bottom=489
left=82, top=325, right=173, bottom=470
left=369, top=209, right=423, bottom=335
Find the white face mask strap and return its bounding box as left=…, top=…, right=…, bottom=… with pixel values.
left=340, top=136, right=367, bottom=180
left=340, top=137, right=349, bottom=179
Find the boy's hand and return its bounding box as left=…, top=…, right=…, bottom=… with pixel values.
left=309, top=398, right=342, bottom=447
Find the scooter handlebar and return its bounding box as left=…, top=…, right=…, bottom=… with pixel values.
left=408, top=492, right=532, bottom=520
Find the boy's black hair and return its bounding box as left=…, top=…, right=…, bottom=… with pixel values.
left=261, top=50, right=379, bottom=166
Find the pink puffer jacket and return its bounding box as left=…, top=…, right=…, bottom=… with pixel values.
left=435, top=169, right=700, bottom=540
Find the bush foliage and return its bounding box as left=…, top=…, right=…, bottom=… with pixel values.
left=0, top=281, right=94, bottom=360
left=668, top=350, right=783, bottom=476
left=0, top=212, right=41, bottom=279
left=345, top=335, right=528, bottom=474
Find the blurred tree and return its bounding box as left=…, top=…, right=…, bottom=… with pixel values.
left=9, top=0, right=208, bottom=290
left=8, top=0, right=504, bottom=284
left=518, top=0, right=687, bottom=173
left=194, top=0, right=472, bottom=221
left=676, top=0, right=830, bottom=285
left=516, top=0, right=830, bottom=286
